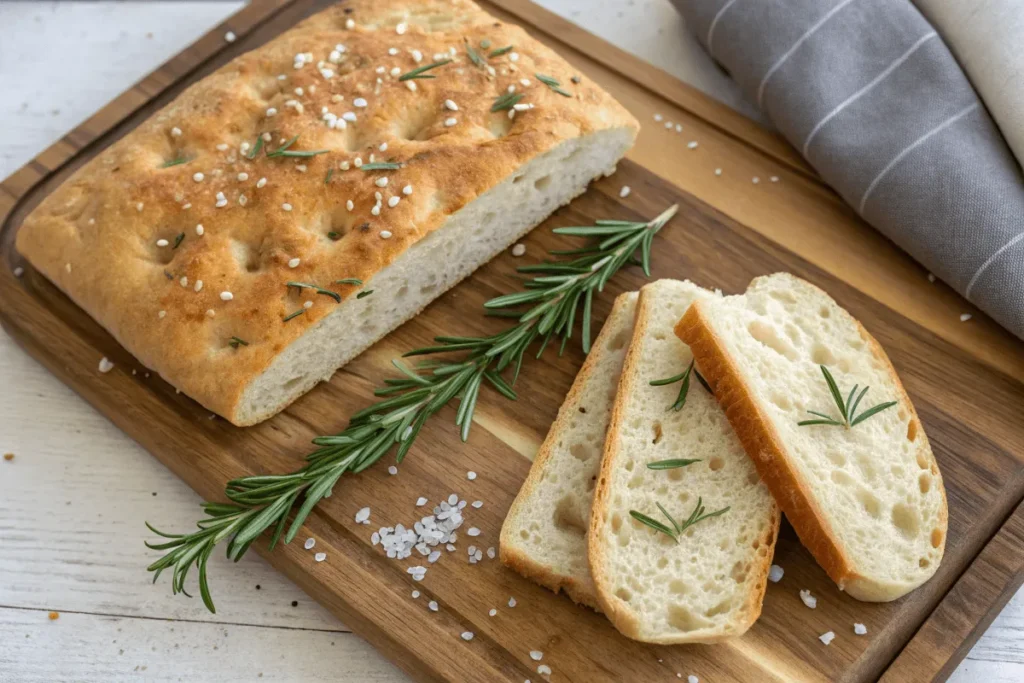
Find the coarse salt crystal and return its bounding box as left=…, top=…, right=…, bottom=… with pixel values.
left=665, top=122, right=673, bottom=129
left=353, top=97, right=368, bottom=108
left=799, top=589, right=817, bottom=609
left=156, top=239, right=169, bottom=247
left=215, top=192, right=227, bottom=208
left=520, top=78, right=531, bottom=87
left=461, top=631, right=474, bottom=641
left=428, top=601, right=439, bottom=612
left=512, top=244, right=526, bottom=257
left=220, top=291, right=233, bottom=301
left=402, top=184, right=413, bottom=195
left=619, top=185, right=631, bottom=198
left=345, top=18, right=355, bottom=29
left=444, top=99, right=459, bottom=111
left=654, top=114, right=663, bottom=122
left=303, top=301, right=313, bottom=310
left=388, top=196, right=400, bottom=208
left=752, top=176, right=761, bottom=184
left=928, top=273, right=936, bottom=282
left=412, top=590, right=420, bottom=598
left=158, top=310, right=166, bottom=319
left=304, top=538, right=316, bottom=550
left=471, top=500, right=483, bottom=508
left=257, top=177, right=267, bottom=189
left=237, top=172, right=249, bottom=181
left=486, top=547, right=495, bottom=559
left=819, top=631, right=835, bottom=645
left=537, top=665, right=551, bottom=675
left=388, top=465, right=398, bottom=475
left=675, top=124, right=683, bottom=133
left=509, top=52, right=519, bottom=62
left=768, top=565, right=784, bottom=582
left=98, top=357, right=115, bottom=373
left=288, top=258, right=301, bottom=268
left=196, top=224, right=204, bottom=236
left=170, top=127, right=182, bottom=137
left=346, top=200, right=355, bottom=211
left=381, top=229, right=394, bottom=239
left=416, top=497, right=428, bottom=506
left=467, top=471, right=477, bottom=480
left=687, top=141, right=698, bottom=150
left=960, top=313, right=972, bottom=322
left=770, top=176, right=779, bottom=182
left=444, top=117, right=457, bottom=127
left=530, top=651, right=543, bottom=661
left=854, top=623, right=867, bottom=635
left=396, top=22, right=407, bottom=35
left=375, top=177, right=389, bottom=187
left=266, top=107, right=277, bottom=117
left=371, top=205, right=381, bottom=216
left=194, top=280, right=203, bottom=293
left=13, top=267, right=23, bottom=277
left=180, top=276, right=189, bottom=288
left=224, top=31, right=236, bottom=43
left=689, top=677, right=699, bottom=683
left=355, top=507, right=371, bottom=524
left=282, top=203, right=293, bottom=211
left=508, top=597, right=517, bottom=608
left=193, top=172, right=204, bottom=182
left=314, top=552, right=327, bottom=562
left=715, top=168, right=723, bottom=176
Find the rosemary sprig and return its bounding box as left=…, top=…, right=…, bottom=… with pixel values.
left=647, top=458, right=701, bottom=470
left=397, top=59, right=452, bottom=81
left=228, top=336, right=249, bottom=349
left=360, top=162, right=402, bottom=171
left=283, top=309, right=305, bottom=322
left=797, top=365, right=897, bottom=428
left=356, top=290, right=374, bottom=299
left=146, top=204, right=679, bottom=612
left=161, top=156, right=191, bottom=168
left=287, top=281, right=341, bottom=303
left=629, top=497, right=729, bottom=544
left=491, top=92, right=523, bottom=112
left=650, top=359, right=695, bottom=411
left=465, top=40, right=486, bottom=68
left=536, top=72, right=572, bottom=97
left=489, top=45, right=513, bottom=58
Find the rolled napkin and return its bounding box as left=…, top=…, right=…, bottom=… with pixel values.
left=672, top=0, right=1024, bottom=340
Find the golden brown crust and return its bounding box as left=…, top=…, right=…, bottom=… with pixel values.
left=16, top=0, right=637, bottom=424
left=499, top=292, right=637, bottom=612
left=676, top=280, right=947, bottom=601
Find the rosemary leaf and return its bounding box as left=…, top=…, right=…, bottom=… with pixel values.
left=283, top=309, right=305, bottom=322
left=491, top=92, right=523, bottom=112
left=172, top=233, right=185, bottom=249
left=334, top=278, right=363, bottom=286
left=357, top=290, right=374, bottom=299
left=325, top=169, right=334, bottom=184
left=849, top=400, right=898, bottom=426
left=397, top=59, right=452, bottom=81
left=161, top=156, right=190, bottom=168
left=360, top=162, right=402, bottom=171
left=228, top=336, right=249, bottom=349
left=489, top=45, right=514, bottom=58
left=536, top=72, right=572, bottom=97
left=647, top=458, right=701, bottom=470
left=247, top=136, right=264, bottom=159
left=465, top=41, right=486, bottom=67
left=799, top=365, right=898, bottom=429
left=287, top=281, right=341, bottom=303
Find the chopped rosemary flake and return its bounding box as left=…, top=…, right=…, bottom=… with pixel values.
left=797, top=365, right=897, bottom=428
left=630, top=497, right=729, bottom=543
left=228, top=336, right=249, bottom=348
left=161, top=156, right=190, bottom=168
left=398, top=59, right=452, bottom=81
left=488, top=45, right=514, bottom=58
left=335, top=278, right=363, bottom=286
left=286, top=281, right=341, bottom=303
left=650, top=359, right=696, bottom=411
left=327, top=231, right=341, bottom=241
left=465, top=41, right=486, bottom=67
left=536, top=72, right=572, bottom=97
left=266, top=135, right=328, bottom=159
left=647, top=458, right=701, bottom=470
left=360, top=162, right=402, bottom=171
left=247, top=136, right=264, bottom=160
left=325, top=169, right=334, bottom=184
left=283, top=309, right=305, bottom=322
left=491, top=92, right=523, bottom=112
left=172, top=233, right=185, bottom=249
left=356, top=290, right=374, bottom=299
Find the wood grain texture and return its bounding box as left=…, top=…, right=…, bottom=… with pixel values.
left=1, top=1, right=1023, bottom=681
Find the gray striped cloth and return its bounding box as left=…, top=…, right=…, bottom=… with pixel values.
left=672, top=0, right=1024, bottom=340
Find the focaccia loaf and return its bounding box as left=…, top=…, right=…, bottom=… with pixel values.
left=16, top=0, right=638, bottom=425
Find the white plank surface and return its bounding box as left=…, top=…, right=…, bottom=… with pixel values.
left=0, top=2, right=1018, bottom=681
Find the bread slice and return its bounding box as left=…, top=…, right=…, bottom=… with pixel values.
left=15, top=0, right=638, bottom=426
left=500, top=291, right=638, bottom=609
left=675, top=273, right=947, bottom=601
left=588, top=279, right=780, bottom=644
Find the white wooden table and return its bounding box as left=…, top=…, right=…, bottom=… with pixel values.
left=0, top=2, right=1019, bottom=680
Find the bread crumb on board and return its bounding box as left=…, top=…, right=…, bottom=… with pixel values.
left=3, top=453, right=13, bottom=462
left=48, top=611, right=59, bottom=620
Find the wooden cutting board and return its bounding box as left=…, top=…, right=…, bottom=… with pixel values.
left=2, top=1, right=1023, bottom=681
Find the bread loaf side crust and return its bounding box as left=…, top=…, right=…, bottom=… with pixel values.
left=16, top=0, right=638, bottom=424
left=499, top=292, right=639, bottom=611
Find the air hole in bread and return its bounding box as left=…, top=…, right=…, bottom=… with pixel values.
left=916, top=452, right=930, bottom=469
left=891, top=503, right=920, bottom=538
left=651, top=421, right=663, bottom=445
left=553, top=495, right=586, bottom=535
left=569, top=442, right=592, bottom=462
left=819, top=306, right=831, bottom=318
left=907, top=419, right=919, bottom=442
left=669, top=579, right=689, bottom=595
left=747, top=470, right=761, bottom=486
left=769, top=392, right=793, bottom=411
left=748, top=320, right=798, bottom=360
left=615, top=588, right=632, bottom=603
left=918, top=473, right=931, bottom=494
left=708, top=457, right=724, bottom=472
left=533, top=174, right=552, bottom=191
left=587, top=475, right=597, bottom=492
left=811, top=344, right=836, bottom=366
left=627, top=474, right=644, bottom=490
left=610, top=513, right=623, bottom=533
left=856, top=489, right=882, bottom=518
left=828, top=448, right=848, bottom=467
left=770, top=289, right=797, bottom=305
left=519, top=529, right=529, bottom=540
left=282, top=375, right=305, bottom=391
left=667, top=605, right=710, bottom=632
left=420, top=283, right=437, bottom=294
left=919, top=557, right=930, bottom=568
left=624, top=459, right=635, bottom=472
left=607, top=328, right=630, bottom=351
left=707, top=598, right=734, bottom=618
left=930, top=527, right=943, bottom=548
left=831, top=470, right=855, bottom=487
left=667, top=467, right=684, bottom=482
left=395, top=285, right=408, bottom=298
left=511, top=173, right=525, bottom=184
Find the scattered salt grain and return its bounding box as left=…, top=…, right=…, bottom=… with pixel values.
left=195, top=224, right=205, bottom=236
left=288, top=258, right=301, bottom=268
left=428, top=550, right=442, bottom=563
left=927, top=273, right=936, bottom=282
left=98, top=357, right=115, bottom=373
left=467, top=471, right=477, bottom=481
left=428, top=600, right=439, bottom=612
left=444, top=99, right=459, bottom=111
left=508, top=597, right=517, bottom=608
left=960, top=313, right=972, bottom=322
left=444, top=117, right=458, bottom=127
left=689, top=677, right=699, bottom=683
left=486, top=547, right=496, bottom=559
left=799, top=589, right=817, bottom=609
left=224, top=31, right=236, bottom=43
left=402, top=184, right=413, bottom=196
left=215, top=192, right=228, bottom=208
left=219, top=291, right=234, bottom=301
left=193, top=172, right=204, bottom=182
left=388, top=465, right=398, bottom=475
left=619, top=185, right=631, bottom=198
left=530, top=651, right=543, bottom=661
left=653, top=113, right=663, bottom=122
left=768, top=565, right=784, bottom=582
left=664, top=122, right=673, bottom=129
left=770, top=176, right=779, bottom=183
left=412, top=590, right=420, bottom=599
left=170, top=127, right=182, bottom=138
left=687, top=141, right=698, bottom=150
left=282, top=203, right=293, bottom=212
left=512, top=244, right=526, bottom=257
left=13, top=267, right=24, bottom=277
left=537, top=665, right=551, bottom=675
left=257, top=177, right=267, bottom=189
left=471, top=500, right=483, bottom=509
left=303, top=301, right=313, bottom=309
left=387, top=196, right=400, bottom=208
left=355, top=507, right=371, bottom=524
left=304, top=538, right=316, bottom=550
left=752, top=176, right=761, bottom=184
left=675, top=123, right=683, bottom=133
left=156, top=239, right=169, bottom=247
left=416, top=497, right=428, bottom=506
left=407, top=566, right=427, bottom=581
left=819, top=631, right=835, bottom=645
left=467, top=527, right=481, bottom=537
left=461, top=631, right=474, bottom=641
left=854, top=623, right=867, bottom=635
left=714, top=168, right=722, bottom=176
left=314, top=552, right=327, bottom=562
left=489, top=609, right=497, bottom=617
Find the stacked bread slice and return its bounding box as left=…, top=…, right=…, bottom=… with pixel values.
left=502, top=272, right=946, bottom=643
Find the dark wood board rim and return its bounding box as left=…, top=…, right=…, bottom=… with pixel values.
left=0, top=1, right=1018, bottom=681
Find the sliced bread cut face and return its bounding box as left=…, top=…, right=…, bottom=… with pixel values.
left=675, top=273, right=947, bottom=602
left=500, top=291, right=638, bottom=609
left=588, top=279, right=780, bottom=644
